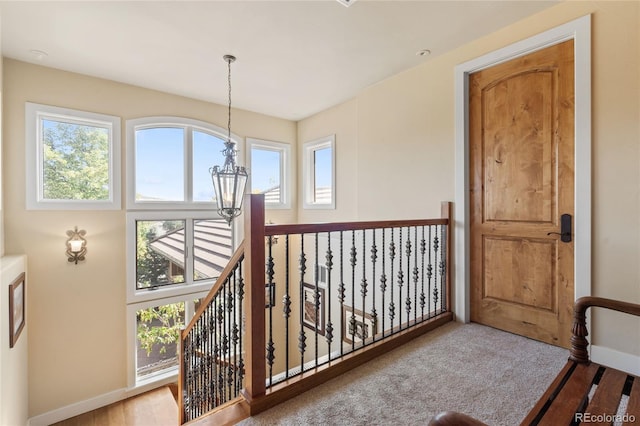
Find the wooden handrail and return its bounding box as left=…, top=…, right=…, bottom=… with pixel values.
left=265, top=218, right=449, bottom=236
left=569, top=296, right=640, bottom=363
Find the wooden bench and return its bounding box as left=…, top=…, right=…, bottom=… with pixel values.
left=430, top=297, right=640, bottom=426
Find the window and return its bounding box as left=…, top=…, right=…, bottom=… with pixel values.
left=247, top=138, right=291, bottom=209
left=126, top=117, right=241, bottom=385
left=25, top=102, right=121, bottom=209
left=303, top=135, right=335, bottom=209
left=128, top=295, right=204, bottom=384
left=127, top=117, right=240, bottom=209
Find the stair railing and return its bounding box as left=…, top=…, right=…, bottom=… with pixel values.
left=179, top=194, right=452, bottom=422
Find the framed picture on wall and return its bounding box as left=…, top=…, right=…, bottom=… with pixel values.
left=302, top=282, right=325, bottom=336
left=9, top=273, right=26, bottom=348
left=342, top=305, right=377, bottom=345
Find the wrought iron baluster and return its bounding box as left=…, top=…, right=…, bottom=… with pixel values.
left=371, top=230, right=378, bottom=342
left=339, top=231, right=345, bottom=356
left=226, top=277, right=233, bottom=402
left=237, top=260, right=245, bottom=392
left=427, top=226, right=433, bottom=318
left=231, top=269, right=238, bottom=401
left=397, top=228, right=404, bottom=330
left=389, top=228, right=396, bottom=331
left=204, top=304, right=210, bottom=412
left=405, top=228, right=412, bottom=325
left=325, top=233, right=334, bottom=357
left=298, top=234, right=307, bottom=371
left=350, top=230, right=357, bottom=351
left=361, top=230, right=368, bottom=346
left=413, top=226, right=419, bottom=324
left=314, top=233, right=320, bottom=366
left=210, top=293, right=222, bottom=403
left=217, top=284, right=225, bottom=404
left=440, top=224, right=446, bottom=313
left=283, top=235, right=291, bottom=379
left=433, top=228, right=440, bottom=316
left=380, top=229, right=387, bottom=337
left=266, top=236, right=275, bottom=387
left=420, top=226, right=426, bottom=319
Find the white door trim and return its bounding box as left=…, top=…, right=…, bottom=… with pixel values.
left=454, top=15, right=592, bottom=323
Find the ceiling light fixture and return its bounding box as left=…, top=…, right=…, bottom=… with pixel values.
left=336, top=0, right=357, bottom=7
left=416, top=49, right=431, bottom=57
left=29, top=49, right=48, bottom=60
left=210, top=54, right=248, bottom=225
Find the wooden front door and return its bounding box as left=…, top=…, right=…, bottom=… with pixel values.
left=469, top=40, right=575, bottom=348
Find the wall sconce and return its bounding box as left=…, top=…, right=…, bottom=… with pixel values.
left=66, top=226, right=87, bottom=264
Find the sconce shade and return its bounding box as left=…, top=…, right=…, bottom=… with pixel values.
left=69, top=239, right=84, bottom=253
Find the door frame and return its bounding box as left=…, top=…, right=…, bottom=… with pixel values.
left=454, top=15, right=592, bottom=323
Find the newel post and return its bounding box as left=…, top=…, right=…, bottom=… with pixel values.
left=441, top=201, right=453, bottom=313
left=242, top=194, right=266, bottom=407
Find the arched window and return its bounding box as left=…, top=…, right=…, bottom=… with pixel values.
left=125, top=117, right=243, bottom=386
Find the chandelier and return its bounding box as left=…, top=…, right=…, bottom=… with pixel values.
left=210, top=54, right=248, bottom=225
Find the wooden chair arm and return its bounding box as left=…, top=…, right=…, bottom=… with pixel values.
left=569, top=296, right=640, bottom=363
left=429, top=411, right=488, bottom=426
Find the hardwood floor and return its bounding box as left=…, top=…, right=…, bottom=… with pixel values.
left=52, top=386, right=178, bottom=426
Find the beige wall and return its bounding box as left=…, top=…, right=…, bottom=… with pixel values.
left=2, top=59, right=296, bottom=417
left=298, top=1, right=640, bottom=356
left=0, top=18, right=4, bottom=257
left=0, top=256, right=28, bottom=426
left=298, top=98, right=359, bottom=222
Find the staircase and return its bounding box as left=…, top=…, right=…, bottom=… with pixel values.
left=51, top=386, right=178, bottom=426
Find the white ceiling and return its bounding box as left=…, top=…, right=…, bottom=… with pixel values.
left=0, top=1, right=557, bottom=121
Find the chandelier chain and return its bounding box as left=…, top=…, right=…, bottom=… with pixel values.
left=227, top=57, right=232, bottom=143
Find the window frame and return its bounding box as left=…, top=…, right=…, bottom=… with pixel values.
left=303, top=135, right=336, bottom=209
left=25, top=102, right=121, bottom=210
left=126, top=210, right=236, bottom=305
left=126, top=116, right=242, bottom=387
left=126, top=291, right=207, bottom=387
left=126, top=116, right=244, bottom=211
left=247, top=137, right=291, bottom=209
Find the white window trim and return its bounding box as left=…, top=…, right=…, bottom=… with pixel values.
left=247, top=137, right=291, bottom=209
left=303, top=135, right=336, bottom=210
left=25, top=102, right=121, bottom=210
left=126, top=116, right=244, bottom=211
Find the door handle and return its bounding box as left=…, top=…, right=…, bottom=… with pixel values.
left=547, top=213, right=572, bottom=243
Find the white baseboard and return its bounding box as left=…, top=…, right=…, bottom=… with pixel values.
left=591, top=345, right=640, bottom=376
left=28, top=388, right=126, bottom=426
left=27, top=375, right=177, bottom=426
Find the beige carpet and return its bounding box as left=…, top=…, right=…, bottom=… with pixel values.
left=238, top=321, right=567, bottom=426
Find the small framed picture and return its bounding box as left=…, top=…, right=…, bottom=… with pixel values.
left=9, top=273, right=26, bottom=348
left=342, top=305, right=377, bottom=344
left=302, top=282, right=325, bottom=336
left=265, top=282, right=276, bottom=308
